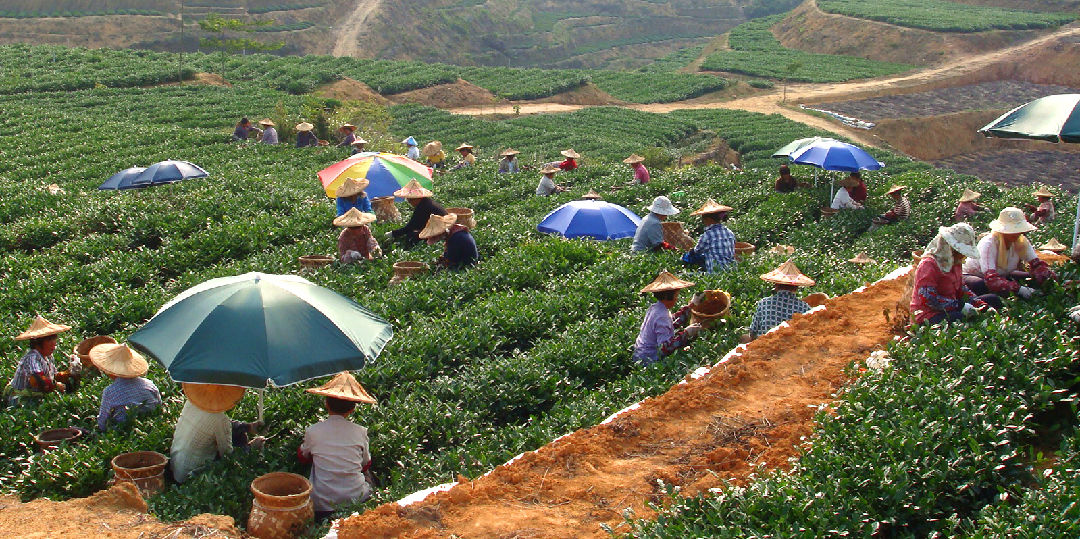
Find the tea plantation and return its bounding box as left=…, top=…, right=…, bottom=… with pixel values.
left=0, top=46, right=1078, bottom=537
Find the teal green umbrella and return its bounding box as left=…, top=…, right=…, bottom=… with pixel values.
left=128, top=272, right=393, bottom=389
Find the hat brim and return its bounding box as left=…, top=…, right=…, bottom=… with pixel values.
left=89, top=344, right=149, bottom=378
left=988, top=219, right=1036, bottom=234
left=183, top=383, right=245, bottom=414
left=646, top=204, right=679, bottom=216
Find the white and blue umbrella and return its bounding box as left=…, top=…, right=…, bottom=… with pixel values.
left=134, top=160, right=208, bottom=186
left=98, top=167, right=148, bottom=190
left=789, top=139, right=884, bottom=199
left=537, top=200, right=642, bottom=240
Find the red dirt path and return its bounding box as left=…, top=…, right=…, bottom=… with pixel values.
left=337, top=273, right=908, bottom=538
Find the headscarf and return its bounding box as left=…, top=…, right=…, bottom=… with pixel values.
left=924, top=223, right=979, bottom=273
left=991, top=232, right=1029, bottom=274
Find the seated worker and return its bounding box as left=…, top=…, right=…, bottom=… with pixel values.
left=423, top=141, right=446, bottom=169
left=683, top=199, right=737, bottom=273
left=232, top=117, right=257, bottom=142
left=632, top=271, right=704, bottom=366
left=962, top=207, right=1057, bottom=298
left=337, top=124, right=357, bottom=148
left=170, top=383, right=265, bottom=483
left=451, top=143, right=476, bottom=170
left=296, top=122, right=319, bottom=148
left=624, top=154, right=649, bottom=184
left=350, top=137, right=368, bottom=155
left=387, top=179, right=446, bottom=246
left=953, top=188, right=985, bottom=222
left=912, top=223, right=1001, bottom=324
left=418, top=213, right=478, bottom=270
left=5, top=315, right=71, bottom=407
left=335, top=177, right=372, bottom=216
left=748, top=260, right=814, bottom=339
left=299, top=372, right=377, bottom=522
left=257, top=119, right=278, bottom=145
left=847, top=171, right=868, bottom=204
left=872, top=185, right=910, bottom=225
left=498, top=149, right=520, bottom=174
left=632, top=196, right=680, bottom=252
left=535, top=165, right=566, bottom=196
left=557, top=149, right=579, bottom=171
left=92, top=343, right=161, bottom=430
left=403, top=136, right=420, bottom=161
left=1027, top=186, right=1056, bottom=224
left=335, top=208, right=381, bottom=264
left=831, top=175, right=864, bottom=210
left=773, top=164, right=807, bottom=193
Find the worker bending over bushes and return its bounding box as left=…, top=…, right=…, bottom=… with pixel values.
left=633, top=271, right=706, bottom=366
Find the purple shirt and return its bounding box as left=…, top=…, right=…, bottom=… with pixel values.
left=633, top=301, right=674, bottom=363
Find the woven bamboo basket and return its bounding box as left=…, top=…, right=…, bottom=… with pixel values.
left=298, top=255, right=334, bottom=269
left=390, top=261, right=428, bottom=286
left=248, top=472, right=314, bottom=539
left=75, top=335, right=117, bottom=371
left=734, top=242, right=756, bottom=260
left=661, top=221, right=696, bottom=252
left=34, top=427, right=82, bottom=451
left=112, top=451, right=168, bottom=498
left=690, top=290, right=731, bottom=328
left=444, top=207, right=477, bottom=229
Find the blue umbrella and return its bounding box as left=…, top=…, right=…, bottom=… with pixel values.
left=98, top=167, right=148, bottom=190
left=537, top=200, right=642, bottom=240
left=789, top=139, right=884, bottom=172
left=132, top=160, right=209, bottom=187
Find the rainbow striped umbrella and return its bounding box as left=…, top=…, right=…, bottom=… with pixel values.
left=318, top=152, right=433, bottom=199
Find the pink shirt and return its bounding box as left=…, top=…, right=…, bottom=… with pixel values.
left=910, top=257, right=972, bottom=324
left=953, top=201, right=979, bottom=222
left=633, top=163, right=650, bottom=184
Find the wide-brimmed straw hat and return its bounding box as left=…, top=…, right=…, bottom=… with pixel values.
left=1039, top=237, right=1067, bottom=252
left=393, top=179, right=433, bottom=199
left=761, top=260, right=815, bottom=287
left=939, top=223, right=980, bottom=259
left=417, top=213, right=458, bottom=239
left=646, top=196, right=679, bottom=216
left=640, top=271, right=695, bottom=294
left=402, top=136, right=417, bottom=146
left=296, top=122, right=314, bottom=132
left=14, top=315, right=71, bottom=341
left=306, top=371, right=377, bottom=404
left=623, top=154, right=645, bottom=164
left=183, top=383, right=245, bottom=414
left=336, top=177, right=369, bottom=198
left=500, top=148, right=520, bottom=157
left=258, top=118, right=275, bottom=127
left=690, top=199, right=733, bottom=216
left=582, top=189, right=603, bottom=200
left=959, top=189, right=980, bottom=203
left=1033, top=186, right=1055, bottom=198
left=350, top=138, right=368, bottom=146
left=333, top=208, right=377, bottom=228
left=839, top=176, right=860, bottom=189
left=455, top=143, right=474, bottom=152
left=886, top=185, right=907, bottom=195
left=89, top=343, right=148, bottom=379
left=540, top=165, right=560, bottom=175
left=560, top=149, right=580, bottom=159
left=848, top=252, right=875, bottom=264
left=989, top=207, right=1036, bottom=234
left=422, top=141, right=443, bottom=157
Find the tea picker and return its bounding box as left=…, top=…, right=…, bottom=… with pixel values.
left=746, top=260, right=816, bottom=341
left=632, top=271, right=707, bottom=366
left=386, top=179, right=448, bottom=246
left=4, top=315, right=77, bottom=407
left=682, top=199, right=737, bottom=273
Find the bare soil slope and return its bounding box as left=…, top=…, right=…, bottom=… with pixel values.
left=336, top=274, right=907, bottom=538
left=388, top=79, right=496, bottom=108
left=314, top=77, right=390, bottom=104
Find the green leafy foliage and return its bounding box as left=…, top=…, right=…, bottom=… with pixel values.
left=818, top=0, right=1077, bottom=32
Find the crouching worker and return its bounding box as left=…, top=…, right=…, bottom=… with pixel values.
left=633, top=271, right=705, bottom=366
left=912, top=223, right=1002, bottom=325
left=171, top=383, right=265, bottom=483
left=91, top=343, right=161, bottom=430
left=5, top=316, right=72, bottom=407
left=962, top=207, right=1057, bottom=298
left=335, top=208, right=381, bottom=264
left=299, top=372, right=377, bottom=521
left=748, top=260, right=815, bottom=340
left=418, top=213, right=478, bottom=270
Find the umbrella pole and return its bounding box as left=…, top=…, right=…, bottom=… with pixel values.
left=258, top=389, right=264, bottom=424
left=1073, top=192, right=1080, bottom=252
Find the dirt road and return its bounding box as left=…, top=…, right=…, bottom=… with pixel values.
left=331, top=0, right=381, bottom=57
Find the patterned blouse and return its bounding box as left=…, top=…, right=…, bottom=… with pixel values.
left=750, top=290, right=811, bottom=337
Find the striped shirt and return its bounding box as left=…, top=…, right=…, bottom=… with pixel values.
left=9, top=349, right=56, bottom=393
left=883, top=196, right=910, bottom=222
left=98, top=377, right=162, bottom=430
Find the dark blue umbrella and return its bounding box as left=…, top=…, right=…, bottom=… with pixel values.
left=789, top=139, right=884, bottom=172
left=98, top=167, right=148, bottom=190
left=537, top=200, right=642, bottom=240
left=133, top=160, right=209, bottom=186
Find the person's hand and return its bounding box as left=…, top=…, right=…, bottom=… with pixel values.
left=684, top=324, right=702, bottom=338
left=383, top=231, right=393, bottom=239
left=962, top=303, right=977, bottom=318
left=54, top=382, right=66, bottom=393
left=249, top=436, right=267, bottom=450
left=1018, top=286, right=1037, bottom=299
left=690, top=292, right=705, bottom=306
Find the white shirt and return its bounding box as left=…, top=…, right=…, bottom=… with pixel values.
left=831, top=187, right=862, bottom=209
left=406, top=146, right=420, bottom=161
left=536, top=175, right=557, bottom=196
left=300, top=415, right=372, bottom=512
left=962, top=233, right=1037, bottom=275
left=170, top=401, right=232, bottom=483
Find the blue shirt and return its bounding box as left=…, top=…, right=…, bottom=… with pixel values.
left=336, top=195, right=372, bottom=216
left=749, top=290, right=811, bottom=338
left=98, top=377, right=162, bottom=430
left=443, top=228, right=478, bottom=269
left=691, top=223, right=736, bottom=273
left=632, top=213, right=664, bottom=252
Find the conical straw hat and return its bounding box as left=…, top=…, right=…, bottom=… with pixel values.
left=540, top=165, right=560, bottom=175
left=296, top=122, right=314, bottom=132
left=418, top=213, right=458, bottom=239
left=1033, top=186, right=1055, bottom=198
left=769, top=245, right=795, bottom=255
left=582, top=189, right=603, bottom=200
left=885, top=185, right=907, bottom=195
left=690, top=199, right=733, bottom=216
left=958, top=188, right=980, bottom=203
left=455, top=143, right=474, bottom=151
left=336, top=177, right=369, bottom=198
left=640, top=271, right=695, bottom=294
left=333, top=208, right=377, bottom=228
left=1040, top=237, right=1067, bottom=252
left=351, top=138, right=368, bottom=146
left=258, top=118, right=275, bottom=127
left=14, top=315, right=71, bottom=341
left=500, top=148, right=520, bottom=157
left=340, top=123, right=356, bottom=130
left=848, top=252, right=875, bottom=264
left=393, top=179, right=433, bottom=199
left=183, top=383, right=245, bottom=414
left=760, top=260, right=815, bottom=287
left=305, top=371, right=377, bottom=404
left=623, top=154, right=645, bottom=164
left=422, top=141, right=443, bottom=157
left=560, top=149, right=580, bottom=159
left=89, top=343, right=148, bottom=378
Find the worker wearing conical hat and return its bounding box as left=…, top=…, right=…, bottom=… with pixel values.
left=402, top=136, right=420, bottom=161
left=337, top=123, right=357, bottom=148
left=557, top=149, right=580, bottom=171
left=872, top=185, right=910, bottom=227
left=335, top=177, right=373, bottom=217
left=498, top=148, right=520, bottom=174
left=1027, top=186, right=1056, bottom=224
left=422, top=141, right=445, bottom=169
left=419, top=213, right=478, bottom=270
left=5, top=315, right=72, bottom=406
left=334, top=208, right=381, bottom=264
left=953, top=188, right=984, bottom=222
left=536, top=165, right=566, bottom=196
left=683, top=199, right=737, bottom=273
left=962, top=207, right=1057, bottom=298
left=298, top=372, right=377, bottom=521
left=349, top=137, right=368, bottom=155
left=171, top=383, right=265, bottom=483
left=91, top=343, right=161, bottom=431
left=748, top=260, right=815, bottom=339
left=387, top=179, right=447, bottom=246
left=257, top=119, right=279, bottom=145
left=451, top=143, right=476, bottom=170
left=830, top=175, right=865, bottom=210
left=632, top=196, right=679, bottom=253
left=296, top=122, right=319, bottom=148
left=632, top=271, right=706, bottom=366
left=624, top=154, right=650, bottom=184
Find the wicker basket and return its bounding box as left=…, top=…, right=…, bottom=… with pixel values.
left=298, top=255, right=334, bottom=269
left=690, top=290, right=731, bottom=328
left=34, top=427, right=82, bottom=451
left=734, top=242, right=756, bottom=260
left=112, top=451, right=168, bottom=498
left=820, top=207, right=838, bottom=218
left=661, top=221, right=696, bottom=252
left=389, top=261, right=428, bottom=286
left=75, top=335, right=117, bottom=371
left=444, top=207, right=477, bottom=229
left=249, top=472, right=314, bottom=539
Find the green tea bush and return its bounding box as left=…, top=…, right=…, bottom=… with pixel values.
left=818, top=0, right=1077, bottom=32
